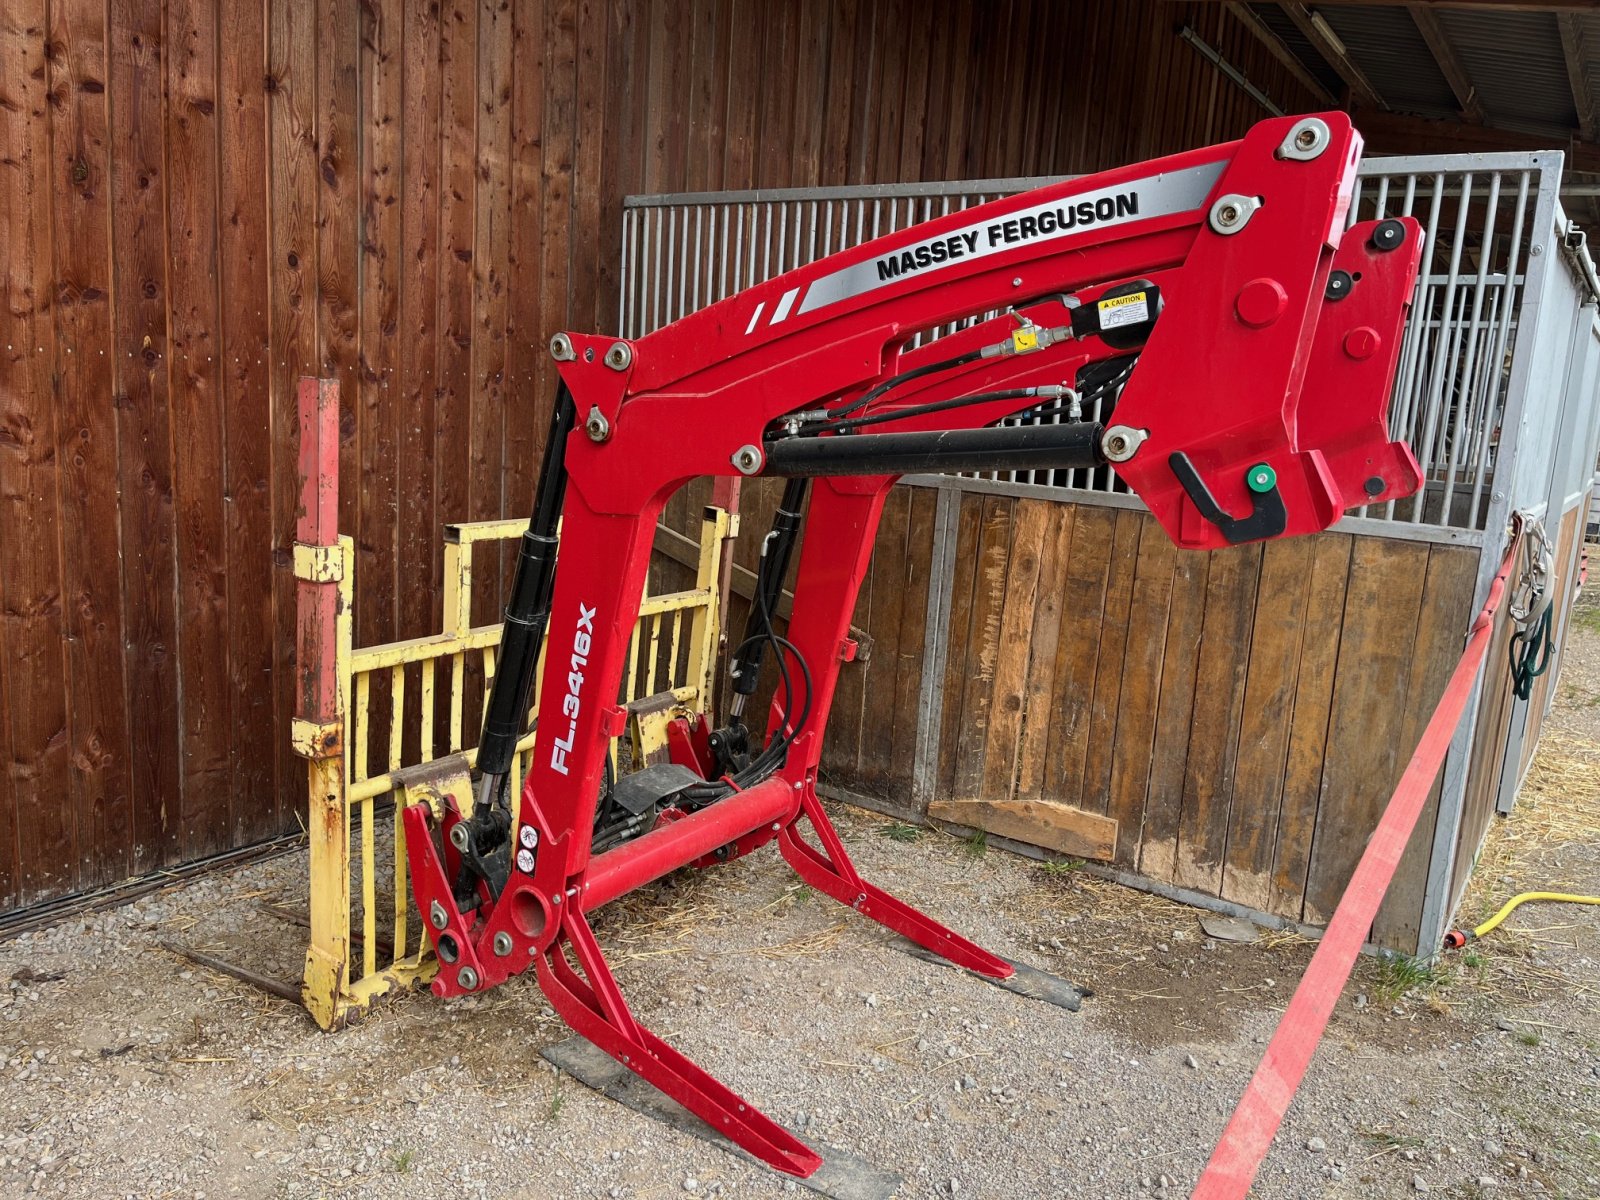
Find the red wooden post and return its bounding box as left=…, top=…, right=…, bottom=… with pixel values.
left=294, top=376, right=341, bottom=734
left=291, top=376, right=351, bottom=1027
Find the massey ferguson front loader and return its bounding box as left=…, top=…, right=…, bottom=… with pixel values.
left=398, top=112, right=1425, bottom=1177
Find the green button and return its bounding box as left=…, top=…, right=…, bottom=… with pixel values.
left=1246, top=463, right=1276, bottom=494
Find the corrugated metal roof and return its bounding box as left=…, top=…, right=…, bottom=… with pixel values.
left=1437, top=8, right=1577, bottom=136
left=1248, top=3, right=1594, bottom=145
left=1314, top=5, right=1459, bottom=121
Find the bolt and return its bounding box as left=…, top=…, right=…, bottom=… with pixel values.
left=1106, top=432, right=1130, bottom=457
left=731, top=443, right=763, bottom=475
left=457, top=966, right=479, bottom=990
left=1219, top=204, right=1240, bottom=226
left=604, top=341, right=633, bottom=371
left=493, top=932, right=514, bottom=957
left=430, top=900, right=449, bottom=930
left=585, top=407, right=611, bottom=443
left=1296, top=128, right=1317, bottom=150
left=1011, top=276, right=1023, bottom=287
left=449, top=823, right=471, bottom=852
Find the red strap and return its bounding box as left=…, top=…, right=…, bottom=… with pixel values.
left=1192, top=523, right=1523, bottom=1200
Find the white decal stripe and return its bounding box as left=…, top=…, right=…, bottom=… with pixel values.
left=744, top=301, right=766, bottom=335
left=770, top=286, right=801, bottom=324
left=797, top=160, right=1229, bottom=317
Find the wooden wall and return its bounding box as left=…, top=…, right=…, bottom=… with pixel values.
left=831, top=493, right=1482, bottom=950
left=0, top=0, right=1324, bottom=913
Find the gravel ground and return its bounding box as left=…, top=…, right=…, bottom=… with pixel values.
left=1, top=592, right=1596, bottom=1200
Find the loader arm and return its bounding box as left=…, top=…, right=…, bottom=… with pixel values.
left=399, top=112, right=1423, bottom=1178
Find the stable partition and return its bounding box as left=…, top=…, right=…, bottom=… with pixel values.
left=624, top=151, right=1600, bottom=956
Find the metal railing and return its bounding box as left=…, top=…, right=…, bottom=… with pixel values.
left=619, top=153, right=1556, bottom=532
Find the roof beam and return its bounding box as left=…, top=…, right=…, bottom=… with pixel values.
left=1410, top=8, right=1487, bottom=122
left=1354, top=105, right=1600, bottom=171
left=1223, top=2, right=1339, bottom=105
left=1279, top=3, right=1387, bottom=110
left=1557, top=13, right=1597, bottom=141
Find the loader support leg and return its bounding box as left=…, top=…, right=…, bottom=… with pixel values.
left=779, top=788, right=1013, bottom=979
left=535, top=909, right=823, bottom=1178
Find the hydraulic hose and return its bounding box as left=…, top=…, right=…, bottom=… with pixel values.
left=1442, top=891, right=1600, bottom=948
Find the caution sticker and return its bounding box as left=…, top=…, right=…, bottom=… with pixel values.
left=1098, top=291, right=1149, bottom=330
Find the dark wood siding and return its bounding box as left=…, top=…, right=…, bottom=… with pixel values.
left=0, top=0, right=1323, bottom=912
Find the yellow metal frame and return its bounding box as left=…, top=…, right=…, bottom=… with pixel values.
left=296, top=508, right=733, bottom=1030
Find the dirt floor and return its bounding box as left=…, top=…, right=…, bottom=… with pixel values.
left=1, top=592, right=1597, bottom=1199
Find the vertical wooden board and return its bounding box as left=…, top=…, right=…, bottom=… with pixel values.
left=317, top=0, right=360, bottom=543
left=570, top=0, right=606, bottom=330
left=397, top=0, right=443, bottom=641
left=855, top=485, right=912, bottom=792
left=844, top=0, right=882, bottom=183
left=1453, top=608, right=1516, bottom=896
left=816, top=0, right=857, bottom=185
left=1, top=0, right=73, bottom=904
left=435, top=0, right=477, bottom=545
left=109, top=0, right=183, bottom=872
left=917, top=0, right=956, bottom=180
left=1138, top=547, right=1208, bottom=882
left=1013, top=504, right=1075, bottom=802
left=755, top=4, right=797, bottom=189
left=894, top=1, right=930, bottom=181
left=1268, top=533, right=1352, bottom=918
left=957, top=0, right=995, bottom=178
left=721, top=0, right=759, bottom=189
left=788, top=0, right=829, bottom=189
left=166, top=0, right=232, bottom=858
left=885, top=486, right=937, bottom=795
left=1040, top=504, right=1115, bottom=809
left=1303, top=537, right=1430, bottom=925
left=0, top=588, right=14, bottom=903
left=938, top=1, right=976, bottom=180
left=1174, top=541, right=1263, bottom=896
left=594, top=0, right=643, bottom=340
left=268, top=0, right=322, bottom=822
left=537, top=0, right=576, bottom=436
left=682, top=0, right=717, bottom=189
left=471, top=0, right=514, bottom=628
left=47, top=0, right=135, bottom=888
left=1105, top=514, right=1178, bottom=869
left=1223, top=535, right=1316, bottom=912
left=1372, top=542, right=1480, bottom=952
left=219, top=0, right=276, bottom=843
left=976, top=499, right=1050, bottom=805
left=949, top=496, right=1016, bottom=801
left=503, top=0, right=547, bottom=536
left=358, top=0, right=403, bottom=647
left=1078, top=508, right=1142, bottom=816
left=934, top=493, right=984, bottom=802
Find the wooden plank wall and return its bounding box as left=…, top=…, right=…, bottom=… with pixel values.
left=901, top=495, right=1480, bottom=951
left=0, top=0, right=1323, bottom=913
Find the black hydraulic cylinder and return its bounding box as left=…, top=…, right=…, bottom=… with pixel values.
left=763, top=421, right=1105, bottom=478
left=476, top=385, right=577, bottom=782
left=730, top=477, right=809, bottom=699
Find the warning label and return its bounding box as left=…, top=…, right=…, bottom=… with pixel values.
left=1098, top=292, right=1149, bottom=330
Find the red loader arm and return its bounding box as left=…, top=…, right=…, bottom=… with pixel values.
left=400, top=111, right=1423, bottom=1178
